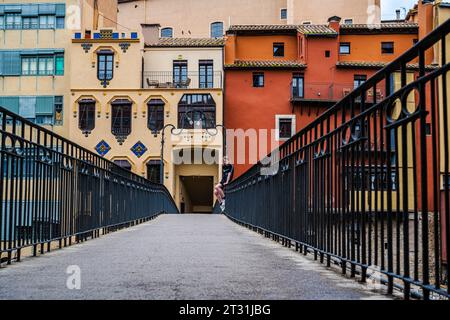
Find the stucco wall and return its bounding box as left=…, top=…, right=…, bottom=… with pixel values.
left=288, top=0, right=381, bottom=25
left=118, top=0, right=380, bottom=37
left=71, top=39, right=142, bottom=90
left=144, top=47, right=224, bottom=89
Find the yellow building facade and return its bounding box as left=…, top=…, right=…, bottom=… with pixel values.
left=69, top=31, right=224, bottom=213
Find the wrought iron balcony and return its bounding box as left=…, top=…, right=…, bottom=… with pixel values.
left=291, top=82, right=386, bottom=104
left=143, top=71, right=223, bottom=89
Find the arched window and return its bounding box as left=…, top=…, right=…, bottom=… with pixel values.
left=147, top=160, right=161, bottom=184
left=111, top=99, right=132, bottom=144
left=78, top=98, right=96, bottom=136
left=161, top=27, right=173, bottom=38
left=113, top=159, right=132, bottom=171
left=147, top=99, right=165, bottom=132
left=210, top=22, right=223, bottom=38
left=178, top=94, right=216, bottom=129
left=97, top=49, right=114, bottom=87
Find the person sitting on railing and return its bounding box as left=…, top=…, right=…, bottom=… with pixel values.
left=214, top=156, right=234, bottom=212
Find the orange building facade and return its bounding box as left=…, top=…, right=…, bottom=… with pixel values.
left=224, top=18, right=420, bottom=177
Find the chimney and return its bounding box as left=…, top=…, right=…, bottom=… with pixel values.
left=141, top=24, right=161, bottom=44
left=327, top=16, right=342, bottom=32
left=396, top=9, right=401, bottom=21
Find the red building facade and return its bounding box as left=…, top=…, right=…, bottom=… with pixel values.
left=224, top=17, right=419, bottom=177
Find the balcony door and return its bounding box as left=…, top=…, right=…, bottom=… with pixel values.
left=199, top=60, right=214, bottom=88
left=173, top=60, right=188, bottom=88
left=292, top=74, right=304, bottom=98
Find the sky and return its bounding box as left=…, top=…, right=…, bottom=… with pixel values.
left=381, top=0, right=417, bottom=20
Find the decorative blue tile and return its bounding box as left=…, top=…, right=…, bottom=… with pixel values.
left=131, top=141, right=147, bottom=158
left=131, top=32, right=138, bottom=39
left=95, top=140, right=111, bottom=157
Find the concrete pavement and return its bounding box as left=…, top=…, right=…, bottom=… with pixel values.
left=0, top=214, right=389, bottom=300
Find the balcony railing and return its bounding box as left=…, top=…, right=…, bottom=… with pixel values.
left=143, top=71, right=223, bottom=89
left=291, top=82, right=386, bottom=103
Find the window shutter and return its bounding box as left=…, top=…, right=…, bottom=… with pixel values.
left=2, top=51, right=21, bottom=75
left=0, top=96, right=20, bottom=114
left=55, top=4, right=66, bottom=17
left=4, top=5, right=21, bottom=13
left=21, top=4, right=38, bottom=17
left=36, top=96, right=54, bottom=115
left=0, top=52, right=3, bottom=76
left=19, top=96, right=36, bottom=119
left=38, top=3, right=56, bottom=15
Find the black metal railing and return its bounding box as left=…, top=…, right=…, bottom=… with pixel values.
left=225, top=18, right=450, bottom=299
left=143, top=71, right=223, bottom=89
left=0, top=106, right=178, bottom=265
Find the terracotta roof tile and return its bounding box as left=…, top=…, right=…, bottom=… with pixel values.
left=340, top=22, right=418, bottom=34
left=227, top=24, right=337, bottom=36
left=146, top=38, right=225, bottom=48
left=337, top=61, right=438, bottom=70
left=225, top=60, right=306, bottom=69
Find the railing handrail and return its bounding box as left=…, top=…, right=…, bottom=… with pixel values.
left=288, top=18, right=449, bottom=145
left=235, top=18, right=450, bottom=182
left=225, top=18, right=450, bottom=299
left=0, top=105, right=177, bottom=208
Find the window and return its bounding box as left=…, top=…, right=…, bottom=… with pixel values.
left=302, top=21, right=311, bottom=25
left=276, top=115, right=296, bottom=140
left=339, top=42, right=351, bottom=54
left=111, top=99, right=132, bottom=143
left=21, top=57, right=37, bottom=75
left=178, top=94, right=216, bottom=129
left=5, top=13, right=21, bottom=29
left=354, top=75, right=367, bottom=88
left=147, top=160, right=161, bottom=184
left=54, top=95, right=63, bottom=125
left=39, top=15, right=55, bottom=29
left=210, top=22, right=224, bottom=38
left=55, top=54, right=64, bottom=75
left=23, top=17, right=38, bottom=29
left=147, top=99, right=165, bottom=132
left=35, top=96, right=54, bottom=125
left=78, top=99, right=96, bottom=134
left=253, top=73, right=264, bottom=87
left=0, top=95, right=60, bottom=125
left=280, top=9, right=287, bottom=20
left=56, top=17, right=65, bottom=29
left=38, top=56, right=54, bottom=75
left=199, top=60, right=214, bottom=88
left=20, top=53, right=63, bottom=76
left=381, top=42, right=394, bottom=54
left=325, top=50, right=330, bottom=58
left=173, top=60, right=188, bottom=87
left=0, top=4, right=65, bottom=30
left=273, top=43, right=285, bottom=57
left=161, top=27, right=173, bottom=38
left=292, top=74, right=304, bottom=98
left=113, top=160, right=132, bottom=171
left=97, top=50, right=114, bottom=81
left=344, top=19, right=353, bottom=24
